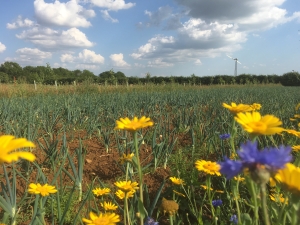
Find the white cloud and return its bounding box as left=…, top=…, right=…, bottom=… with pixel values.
left=142, top=6, right=172, bottom=27
left=7, top=16, right=35, bottom=29
left=110, top=53, right=130, bottom=67
left=60, top=49, right=104, bottom=64
left=147, top=58, right=173, bottom=68
left=34, top=0, right=95, bottom=27
left=0, top=42, right=6, bottom=53
left=101, top=10, right=119, bottom=23
left=16, top=27, right=94, bottom=50
left=16, top=48, right=52, bottom=59
left=195, top=59, right=202, bottom=65
left=90, top=0, right=135, bottom=11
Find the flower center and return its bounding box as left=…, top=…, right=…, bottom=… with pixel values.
left=204, top=163, right=216, bottom=171
left=249, top=121, right=267, bottom=132
left=94, top=217, right=110, bottom=225
left=36, top=186, right=49, bottom=195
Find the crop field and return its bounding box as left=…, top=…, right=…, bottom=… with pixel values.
left=0, top=83, right=300, bottom=225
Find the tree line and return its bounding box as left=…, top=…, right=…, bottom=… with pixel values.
left=0, top=61, right=299, bottom=86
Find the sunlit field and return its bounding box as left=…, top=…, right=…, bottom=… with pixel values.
left=0, top=83, right=300, bottom=225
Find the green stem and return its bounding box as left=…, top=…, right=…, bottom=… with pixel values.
left=39, top=197, right=46, bottom=225
left=249, top=180, right=259, bottom=225
left=233, top=179, right=241, bottom=225
left=124, top=193, right=131, bottom=225
left=260, top=184, right=270, bottom=225
left=133, top=131, right=144, bottom=225
left=169, top=215, right=174, bottom=225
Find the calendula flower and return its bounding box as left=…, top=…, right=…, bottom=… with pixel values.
left=114, top=181, right=139, bottom=193
left=169, top=177, right=185, bottom=185
left=195, top=160, right=221, bottom=176
left=275, top=163, right=300, bottom=195
left=101, top=201, right=118, bottom=211
left=119, top=153, right=134, bottom=164
left=115, top=116, right=153, bottom=132
left=0, top=135, right=36, bottom=164
left=292, top=145, right=300, bottom=152
left=115, top=189, right=135, bottom=199
left=219, top=141, right=292, bottom=180
left=160, top=198, right=179, bottom=216
left=222, top=102, right=253, bottom=114
left=284, top=129, right=300, bottom=138
left=28, top=183, right=57, bottom=197
left=92, top=187, right=111, bottom=197
left=234, top=111, right=284, bottom=135
left=82, top=212, right=120, bottom=225
left=269, top=193, right=288, bottom=204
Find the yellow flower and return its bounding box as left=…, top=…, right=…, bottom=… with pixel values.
left=101, top=201, right=118, bottom=211
left=160, top=198, right=179, bottom=216
left=215, top=190, right=225, bottom=194
left=115, top=116, right=154, bottom=132
left=114, top=181, right=139, bottom=193
left=234, top=111, right=284, bottom=135
left=173, top=190, right=186, bottom=197
left=28, top=183, right=57, bottom=197
left=296, top=103, right=300, bottom=111
left=115, top=189, right=135, bottom=199
left=275, top=163, right=300, bottom=195
left=169, top=177, right=185, bottom=185
left=222, top=102, right=254, bottom=114
left=119, top=153, right=134, bottom=164
left=195, top=160, right=221, bottom=176
left=292, top=145, right=300, bottom=152
left=270, top=193, right=288, bottom=204
left=251, top=103, right=262, bottom=110
left=284, top=129, right=300, bottom=138
left=82, top=212, right=120, bottom=225
left=234, top=176, right=245, bottom=182
left=0, top=135, right=35, bottom=164
left=200, top=185, right=213, bottom=191
left=269, top=177, right=277, bottom=187
left=92, top=188, right=111, bottom=197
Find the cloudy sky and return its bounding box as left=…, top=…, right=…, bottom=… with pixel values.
left=0, top=0, right=299, bottom=77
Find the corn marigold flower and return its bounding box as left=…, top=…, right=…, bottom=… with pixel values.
left=92, top=187, right=111, bottom=197
left=222, top=102, right=254, bottom=114
left=28, top=183, right=57, bottom=197
left=200, top=185, right=213, bottom=191
left=159, top=198, right=179, bottom=216
left=292, top=145, right=300, bottom=152
left=115, top=189, right=135, bottom=200
left=284, top=129, right=300, bottom=138
left=219, top=141, right=292, bottom=180
left=119, top=153, right=134, bottom=164
left=251, top=103, right=262, bottom=110
left=234, top=111, right=284, bottom=135
left=234, top=176, right=245, bottom=182
left=269, top=193, right=288, bottom=204
left=115, top=116, right=154, bottom=132
left=0, top=135, right=35, bottom=164
left=169, top=177, right=185, bottom=185
left=101, top=201, right=118, bottom=211
left=275, top=163, right=300, bottom=195
left=114, top=181, right=139, bottom=193
left=195, top=160, right=221, bottom=176
left=82, top=212, right=120, bottom=225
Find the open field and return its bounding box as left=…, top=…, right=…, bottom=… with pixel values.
left=0, top=83, right=300, bottom=225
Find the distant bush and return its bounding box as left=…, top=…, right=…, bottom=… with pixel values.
left=280, top=72, right=300, bottom=86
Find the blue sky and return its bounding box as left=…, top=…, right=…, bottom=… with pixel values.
left=0, top=0, right=299, bottom=77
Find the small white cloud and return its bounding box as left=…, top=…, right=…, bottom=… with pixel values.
left=16, top=48, right=52, bottom=59
left=60, top=49, right=104, bottom=64
left=0, top=42, right=6, bottom=53
left=147, top=58, right=173, bottom=68
left=7, top=16, right=35, bottom=29
left=101, top=10, right=119, bottom=23
left=90, top=0, right=135, bottom=11
left=195, top=59, right=202, bottom=65
left=110, top=53, right=130, bottom=67
left=16, top=27, right=94, bottom=50
left=34, top=0, right=95, bottom=27
left=78, top=49, right=105, bottom=64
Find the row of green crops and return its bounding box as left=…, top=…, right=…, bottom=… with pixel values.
left=0, top=84, right=300, bottom=225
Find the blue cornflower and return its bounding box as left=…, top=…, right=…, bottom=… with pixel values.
left=219, top=141, right=292, bottom=180
left=230, top=214, right=238, bottom=224
left=144, top=217, right=159, bottom=225
left=219, top=133, right=231, bottom=140
left=212, top=199, right=223, bottom=207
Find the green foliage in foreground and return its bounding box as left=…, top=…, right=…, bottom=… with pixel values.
left=0, top=85, right=300, bottom=224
